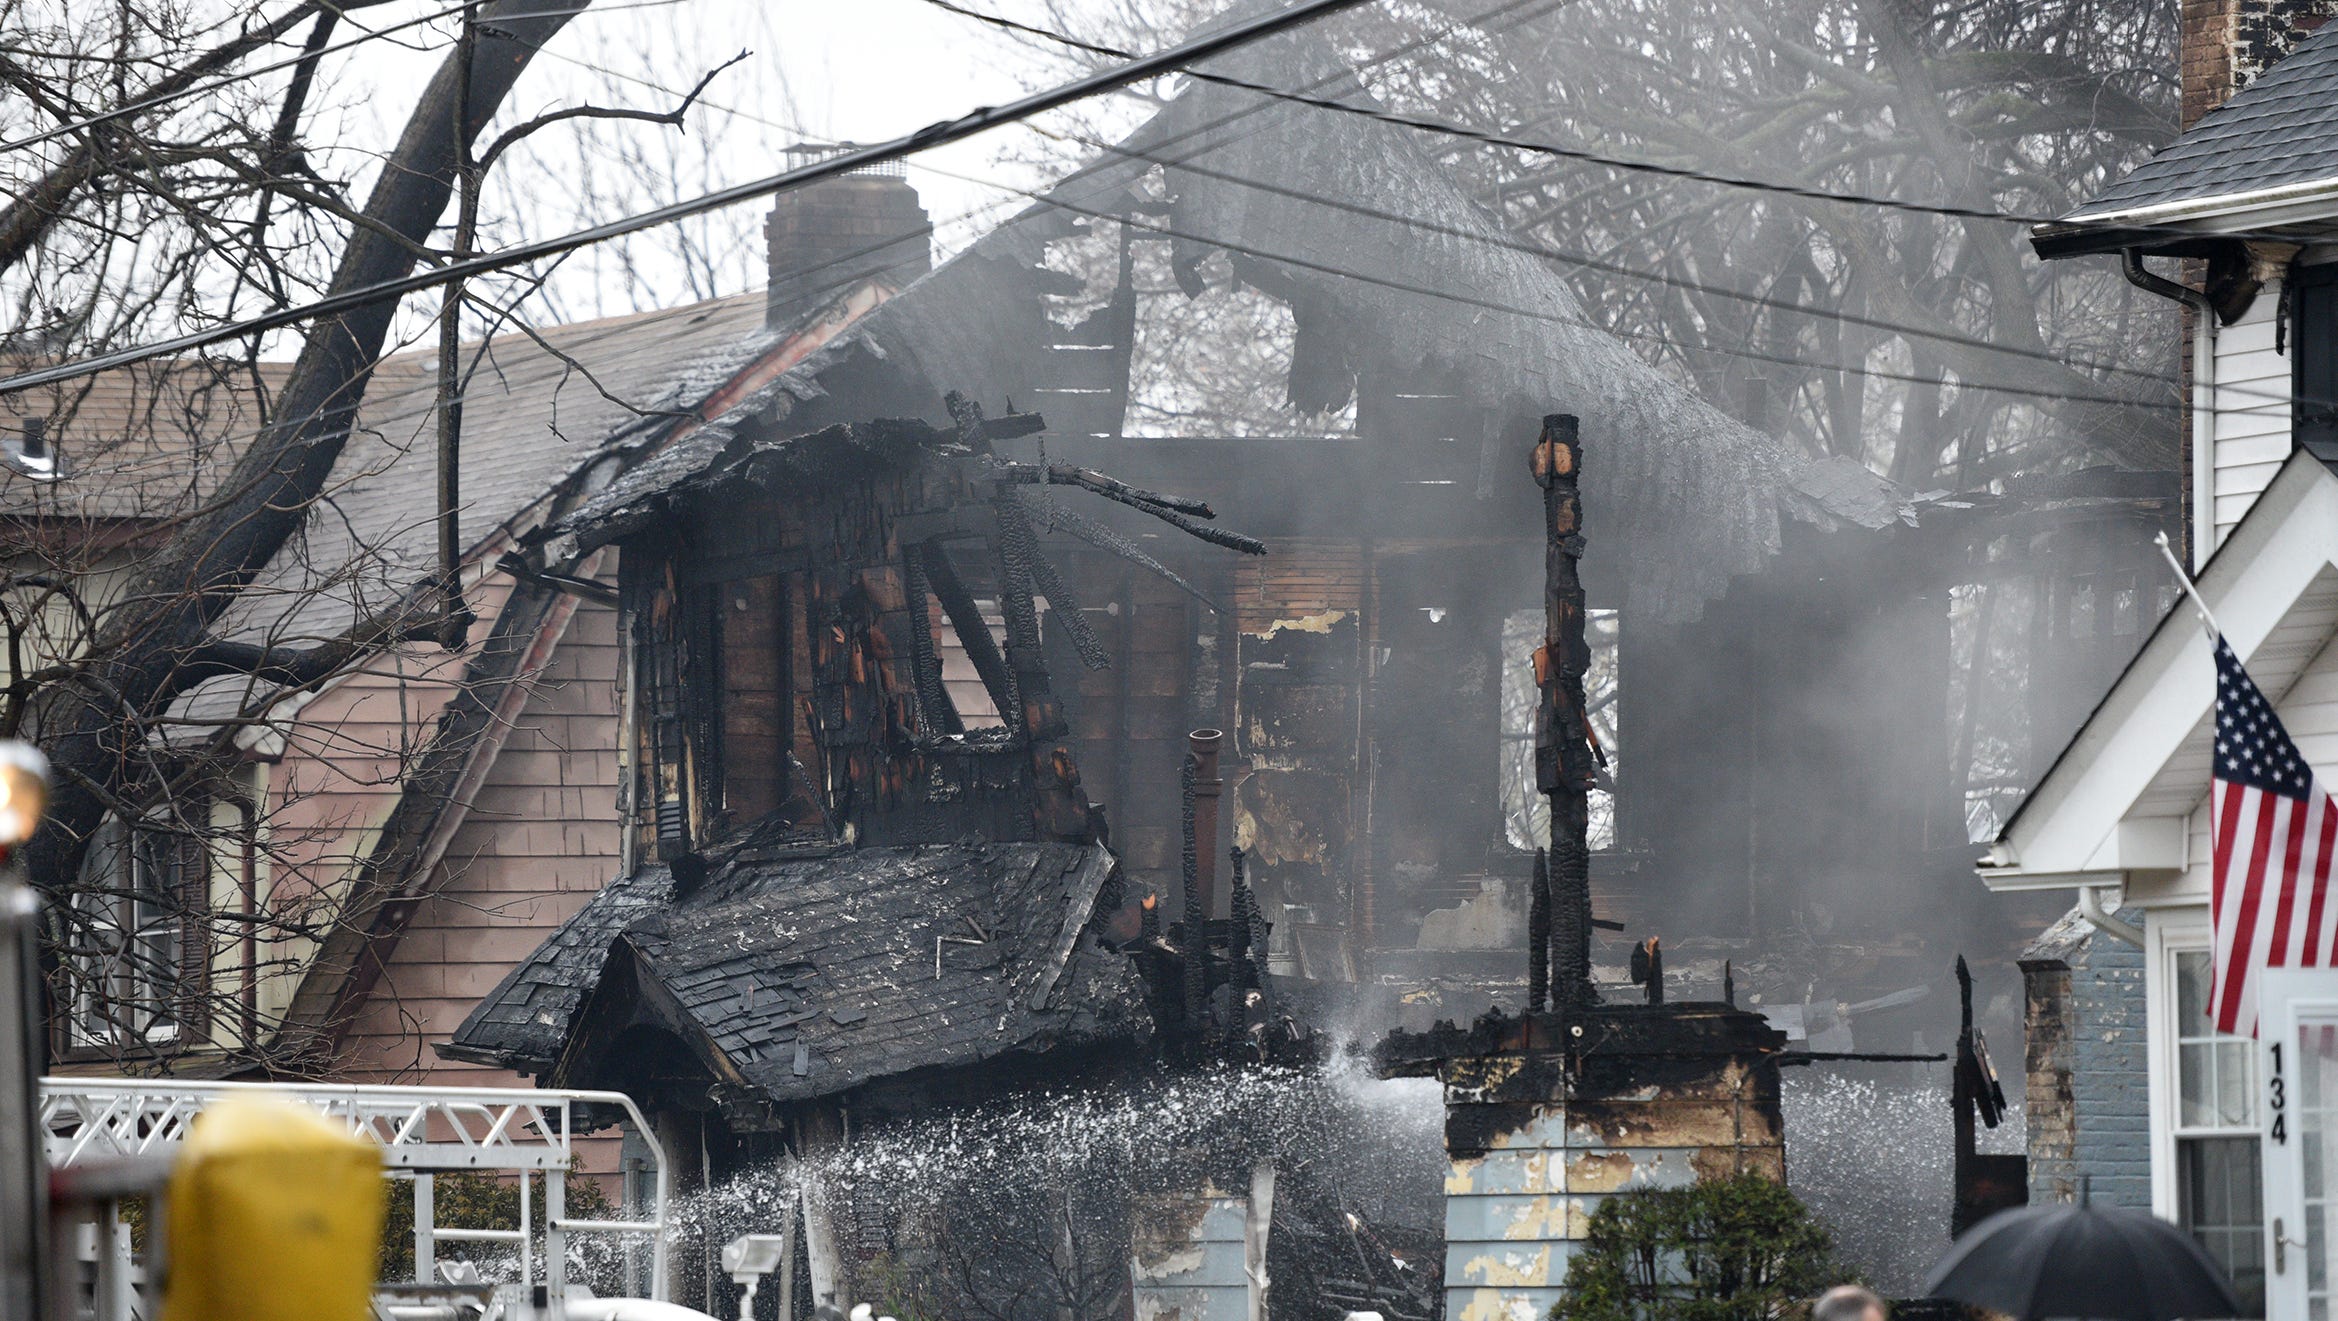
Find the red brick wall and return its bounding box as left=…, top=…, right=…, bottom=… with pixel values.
left=2183, top=0, right=2338, bottom=127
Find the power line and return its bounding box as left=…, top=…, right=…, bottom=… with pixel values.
left=0, top=0, right=698, bottom=156
left=0, top=0, right=1377, bottom=399
left=3, top=0, right=1550, bottom=462
left=914, top=0, right=2250, bottom=244
left=7, top=0, right=2249, bottom=425
left=1061, top=129, right=2181, bottom=393
left=1024, top=176, right=2181, bottom=415
left=556, top=16, right=2193, bottom=412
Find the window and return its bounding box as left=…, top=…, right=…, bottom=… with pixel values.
left=1498, top=608, right=1619, bottom=852
left=66, top=809, right=207, bottom=1053
left=2175, top=949, right=2267, bottom=1314
left=933, top=596, right=1014, bottom=728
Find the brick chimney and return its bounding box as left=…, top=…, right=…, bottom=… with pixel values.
left=764, top=147, right=934, bottom=325
left=2183, top=0, right=2338, bottom=127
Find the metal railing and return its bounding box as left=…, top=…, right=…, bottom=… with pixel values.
left=39, top=1078, right=671, bottom=1318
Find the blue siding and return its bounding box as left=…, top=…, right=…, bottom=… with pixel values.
left=2070, top=922, right=2152, bottom=1209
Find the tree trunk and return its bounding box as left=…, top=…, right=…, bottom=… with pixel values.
left=21, top=0, right=592, bottom=893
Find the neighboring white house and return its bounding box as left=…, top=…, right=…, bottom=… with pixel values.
left=1990, top=18, right=2338, bottom=1319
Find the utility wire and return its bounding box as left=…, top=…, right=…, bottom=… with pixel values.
left=893, top=2, right=2329, bottom=416
left=0, top=0, right=1377, bottom=398
left=1032, top=177, right=2182, bottom=414
left=9, top=0, right=2256, bottom=426
left=542, top=18, right=2201, bottom=414
left=914, top=0, right=2247, bottom=242
left=0, top=0, right=699, bottom=156
left=1068, top=131, right=2179, bottom=391
left=7, top=0, right=1550, bottom=471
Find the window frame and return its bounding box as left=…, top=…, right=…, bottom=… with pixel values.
left=2170, top=947, right=2267, bottom=1313
left=60, top=799, right=212, bottom=1058
left=2150, top=918, right=2269, bottom=1318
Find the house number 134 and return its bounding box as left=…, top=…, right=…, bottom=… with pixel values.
left=2271, top=1042, right=2289, bottom=1146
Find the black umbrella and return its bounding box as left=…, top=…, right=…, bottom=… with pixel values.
left=1924, top=1201, right=2245, bottom=1321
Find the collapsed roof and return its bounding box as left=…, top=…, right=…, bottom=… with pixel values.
left=444, top=840, right=1147, bottom=1114
left=534, top=24, right=1897, bottom=624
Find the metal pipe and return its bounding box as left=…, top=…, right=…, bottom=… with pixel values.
left=433, top=1228, right=527, bottom=1244
left=2079, top=885, right=2145, bottom=947
left=0, top=874, right=45, bottom=1321
left=1189, top=730, right=1224, bottom=920
left=2122, top=249, right=2217, bottom=568
left=548, top=1161, right=568, bottom=1317
left=415, top=1173, right=435, bottom=1284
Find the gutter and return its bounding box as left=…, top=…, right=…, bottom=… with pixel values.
left=2123, top=249, right=2218, bottom=569
left=2073, top=173, right=2338, bottom=232
left=2078, top=884, right=2145, bottom=947
left=1980, top=825, right=2149, bottom=947
left=2033, top=174, right=2338, bottom=258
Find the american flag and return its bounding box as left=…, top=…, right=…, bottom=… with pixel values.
left=2210, top=636, right=2338, bottom=1036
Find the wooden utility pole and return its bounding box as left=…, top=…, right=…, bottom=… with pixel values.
left=1532, top=415, right=1601, bottom=1008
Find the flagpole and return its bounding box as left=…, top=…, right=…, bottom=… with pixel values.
left=2153, top=530, right=2228, bottom=641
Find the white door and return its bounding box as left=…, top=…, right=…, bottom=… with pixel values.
left=2260, top=970, right=2338, bottom=1319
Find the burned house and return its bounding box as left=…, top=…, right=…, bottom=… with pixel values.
left=438, top=8, right=2177, bottom=1138
left=441, top=400, right=1272, bottom=1096
left=438, top=401, right=1287, bottom=1305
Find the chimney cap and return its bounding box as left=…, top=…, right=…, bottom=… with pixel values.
left=784, top=142, right=907, bottom=181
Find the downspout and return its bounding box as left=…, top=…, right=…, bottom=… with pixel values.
left=2078, top=884, right=2145, bottom=947
left=2122, top=249, right=2217, bottom=568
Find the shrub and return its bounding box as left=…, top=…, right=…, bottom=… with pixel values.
left=1553, top=1172, right=1840, bottom=1321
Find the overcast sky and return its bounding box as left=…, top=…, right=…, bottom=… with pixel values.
left=311, top=0, right=1155, bottom=327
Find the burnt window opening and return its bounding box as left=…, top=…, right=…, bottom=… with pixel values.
left=934, top=597, right=1011, bottom=728
left=1499, top=607, right=1620, bottom=852
left=628, top=557, right=726, bottom=856
left=916, top=538, right=1044, bottom=739
left=929, top=595, right=1060, bottom=730
left=1122, top=240, right=1359, bottom=440
left=624, top=534, right=1064, bottom=852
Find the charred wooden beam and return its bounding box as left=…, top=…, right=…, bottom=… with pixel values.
left=1527, top=848, right=1550, bottom=1012
left=1532, top=414, right=1600, bottom=1009
left=1952, top=953, right=2023, bottom=1231
left=1038, top=501, right=1226, bottom=612
left=900, top=543, right=964, bottom=737
left=1012, top=505, right=1111, bottom=671
left=993, top=461, right=1264, bottom=555
left=991, top=496, right=1065, bottom=740
left=994, top=462, right=1218, bottom=518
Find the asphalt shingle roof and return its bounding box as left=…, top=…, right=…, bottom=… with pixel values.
left=2068, top=20, right=2338, bottom=221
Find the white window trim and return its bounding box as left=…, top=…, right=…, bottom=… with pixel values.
left=2150, top=907, right=2218, bottom=1219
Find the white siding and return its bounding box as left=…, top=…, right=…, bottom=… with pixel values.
left=2212, top=289, right=2294, bottom=548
